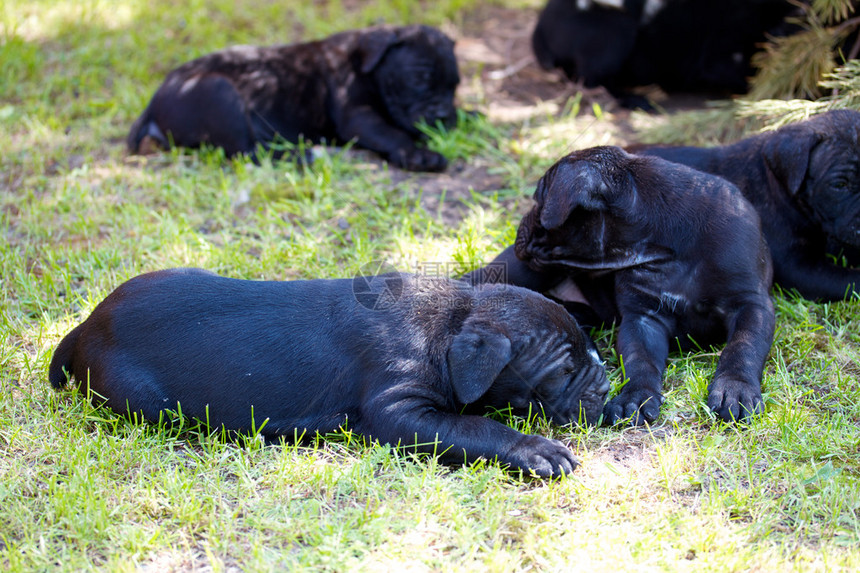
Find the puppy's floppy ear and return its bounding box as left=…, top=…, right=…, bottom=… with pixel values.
left=447, top=326, right=512, bottom=404
left=539, top=160, right=610, bottom=230
left=358, top=28, right=400, bottom=73
left=762, top=127, right=820, bottom=195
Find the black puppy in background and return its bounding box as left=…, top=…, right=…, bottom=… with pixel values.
left=532, top=0, right=643, bottom=94
left=466, top=146, right=775, bottom=426
left=636, top=109, right=860, bottom=301
left=128, top=25, right=459, bottom=172
left=49, top=269, right=610, bottom=478
left=532, top=0, right=798, bottom=107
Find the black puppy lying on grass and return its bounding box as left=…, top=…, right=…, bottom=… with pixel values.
left=49, top=268, right=609, bottom=478
left=128, top=25, right=459, bottom=172
left=635, top=109, right=860, bottom=301
left=532, top=0, right=797, bottom=108
left=466, top=146, right=775, bottom=426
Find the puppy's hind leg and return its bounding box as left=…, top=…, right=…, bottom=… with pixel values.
left=146, top=75, right=258, bottom=158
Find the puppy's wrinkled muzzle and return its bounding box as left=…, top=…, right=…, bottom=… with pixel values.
left=514, top=209, right=549, bottom=261
left=519, top=239, right=558, bottom=270
left=578, top=356, right=611, bottom=424
left=545, top=361, right=610, bottom=427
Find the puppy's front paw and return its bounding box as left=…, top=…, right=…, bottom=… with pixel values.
left=603, top=388, right=662, bottom=426
left=507, top=435, right=579, bottom=478
left=707, top=377, right=763, bottom=423
left=389, top=148, right=448, bottom=172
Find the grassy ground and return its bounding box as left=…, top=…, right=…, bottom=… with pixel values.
left=2, top=0, right=859, bottom=570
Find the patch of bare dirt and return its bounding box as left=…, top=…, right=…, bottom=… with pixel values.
left=588, top=426, right=676, bottom=469
left=451, top=5, right=591, bottom=120
left=389, top=158, right=511, bottom=227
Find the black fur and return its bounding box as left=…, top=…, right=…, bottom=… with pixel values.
left=49, top=269, right=610, bottom=478
left=128, top=25, right=459, bottom=172
left=636, top=109, right=860, bottom=301
left=532, top=0, right=799, bottom=107
left=465, top=146, right=775, bottom=426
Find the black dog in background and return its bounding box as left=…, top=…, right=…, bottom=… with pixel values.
left=128, top=25, right=459, bottom=172
left=49, top=269, right=610, bottom=477
left=636, top=109, right=860, bottom=301
left=467, top=146, right=775, bottom=426
left=532, top=0, right=798, bottom=107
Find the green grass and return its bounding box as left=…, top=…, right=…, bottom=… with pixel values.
left=2, top=0, right=860, bottom=570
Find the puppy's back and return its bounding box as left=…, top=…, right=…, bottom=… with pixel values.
left=47, top=268, right=387, bottom=431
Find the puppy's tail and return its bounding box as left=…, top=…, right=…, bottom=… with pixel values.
left=48, top=323, right=84, bottom=389
left=127, top=106, right=169, bottom=154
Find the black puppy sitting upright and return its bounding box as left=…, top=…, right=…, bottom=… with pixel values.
left=49, top=269, right=609, bottom=477
left=467, top=146, right=775, bottom=425
left=636, top=109, right=860, bottom=301
left=128, top=25, right=459, bottom=172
